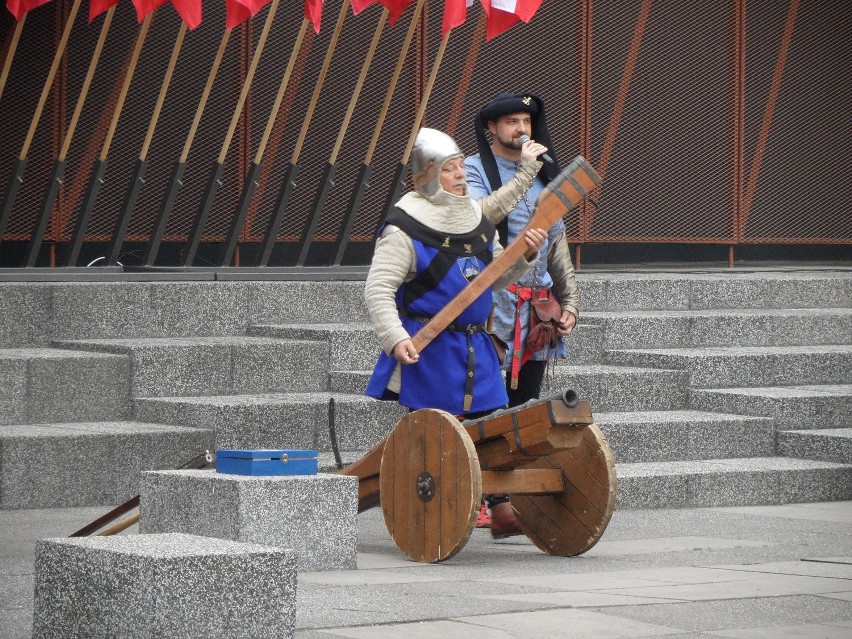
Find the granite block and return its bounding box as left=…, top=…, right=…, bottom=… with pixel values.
left=0, top=355, right=28, bottom=425
left=606, top=346, right=852, bottom=388
left=140, top=469, right=358, bottom=571
left=230, top=338, right=329, bottom=393
left=604, top=276, right=691, bottom=311
left=249, top=324, right=380, bottom=371
left=50, top=283, right=155, bottom=340
left=150, top=282, right=249, bottom=336
left=0, top=422, right=214, bottom=508
left=32, top=533, right=296, bottom=639
left=247, top=281, right=370, bottom=325
left=27, top=350, right=131, bottom=423
left=778, top=428, right=852, bottom=464
left=596, top=411, right=774, bottom=463
left=690, top=385, right=852, bottom=430
left=550, top=364, right=689, bottom=412
left=0, top=283, right=52, bottom=347
left=135, top=392, right=403, bottom=452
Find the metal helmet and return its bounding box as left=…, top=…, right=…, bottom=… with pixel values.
left=410, top=128, right=464, bottom=197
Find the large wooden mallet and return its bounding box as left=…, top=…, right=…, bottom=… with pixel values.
left=410, top=156, right=601, bottom=353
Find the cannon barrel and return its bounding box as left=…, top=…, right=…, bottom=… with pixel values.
left=461, top=388, right=579, bottom=428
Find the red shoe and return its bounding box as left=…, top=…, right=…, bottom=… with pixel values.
left=476, top=502, right=491, bottom=528
left=490, top=501, right=523, bottom=539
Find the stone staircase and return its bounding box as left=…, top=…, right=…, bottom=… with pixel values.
left=0, top=268, right=849, bottom=511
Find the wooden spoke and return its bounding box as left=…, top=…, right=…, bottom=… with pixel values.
left=380, top=409, right=481, bottom=563
left=511, top=424, right=617, bottom=557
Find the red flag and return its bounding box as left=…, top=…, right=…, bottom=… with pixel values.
left=226, top=0, right=270, bottom=29
left=482, top=0, right=541, bottom=40
left=89, top=0, right=119, bottom=22
left=131, top=0, right=201, bottom=29
left=442, top=0, right=472, bottom=36
left=350, top=0, right=375, bottom=15
left=131, top=0, right=168, bottom=23
left=377, top=0, right=412, bottom=25
left=304, top=0, right=322, bottom=32
left=170, top=0, right=201, bottom=28
left=6, top=0, right=52, bottom=20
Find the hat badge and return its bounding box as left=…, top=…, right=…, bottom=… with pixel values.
left=522, top=96, right=532, bottom=105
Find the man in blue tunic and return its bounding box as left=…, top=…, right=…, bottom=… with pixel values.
left=465, top=93, right=581, bottom=537
left=466, top=92, right=580, bottom=407
left=365, top=127, right=548, bottom=416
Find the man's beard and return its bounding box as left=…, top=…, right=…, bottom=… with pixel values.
left=495, top=132, right=522, bottom=152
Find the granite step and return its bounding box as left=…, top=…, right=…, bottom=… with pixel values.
left=328, top=364, right=690, bottom=412
left=582, top=307, right=852, bottom=349
left=0, top=348, right=131, bottom=425
left=578, top=270, right=852, bottom=311
left=777, top=428, right=852, bottom=465
left=615, top=456, right=852, bottom=509
left=605, top=345, right=852, bottom=388
left=0, top=421, right=214, bottom=509
left=134, top=392, right=407, bottom=452
left=248, top=321, right=604, bottom=369
left=689, top=384, right=852, bottom=430
left=595, top=410, right=775, bottom=463
left=52, top=337, right=329, bottom=397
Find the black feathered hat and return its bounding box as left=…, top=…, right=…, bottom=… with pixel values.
left=474, top=91, right=561, bottom=193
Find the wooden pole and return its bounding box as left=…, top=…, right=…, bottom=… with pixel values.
left=23, top=5, right=115, bottom=266
left=296, top=0, right=378, bottom=265
left=144, top=28, right=231, bottom=266
left=0, top=14, right=25, bottom=102
left=103, top=20, right=188, bottom=266
left=180, top=0, right=281, bottom=266
left=0, top=0, right=83, bottom=248
left=220, top=18, right=310, bottom=266
left=56, top=10, right=151, bottom=267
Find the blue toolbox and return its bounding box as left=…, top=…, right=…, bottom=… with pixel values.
left=215, top=449, right=318, bottom=476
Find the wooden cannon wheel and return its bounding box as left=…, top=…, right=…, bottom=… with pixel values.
left=380, top=409, right=481, bottom=563
left=510, top=423, right=616, bottom=557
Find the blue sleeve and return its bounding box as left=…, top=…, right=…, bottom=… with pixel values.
left=464, top=156, right=492, bottom=199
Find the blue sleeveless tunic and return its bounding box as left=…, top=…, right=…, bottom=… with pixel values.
left=365, top=210, right=509, bottom=415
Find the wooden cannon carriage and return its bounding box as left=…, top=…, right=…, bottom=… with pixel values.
left=338, top=389, right=616, bottom=563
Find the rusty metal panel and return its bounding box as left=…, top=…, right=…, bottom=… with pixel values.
left=588, top=0, right=737, bottom=242
left=427, top=0, right=585, bottom=242
left=741, top=0, right=851, bottom=243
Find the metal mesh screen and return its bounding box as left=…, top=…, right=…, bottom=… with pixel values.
left=588, top=0, right=737, bottom=242
left=1, top=0, right=849, bottom=267
left=742, top=0, right=851, bottom=242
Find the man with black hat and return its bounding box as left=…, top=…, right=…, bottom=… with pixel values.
left=466, top=92, right=580, bottom=537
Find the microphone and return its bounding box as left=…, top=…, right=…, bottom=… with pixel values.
left=518, top=134, right=553, bottom=164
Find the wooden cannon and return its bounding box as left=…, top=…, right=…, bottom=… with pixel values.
left=338, top=389, right=616, bottom=563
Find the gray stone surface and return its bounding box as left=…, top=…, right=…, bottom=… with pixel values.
left=135, top=392, right=403, bottom=451
left=584, top=308, right=852, bottom=349
left=0, top=348, right=131, bottom=425
left=55, top=336, right=329, bottom=397
left=0, top=284, right=52, bottom=347
left=778, top=428, right=852, bottom=464
left=32, top=533, right=296, bottom=639
left=247, top=281, right=371, bottom=325
left=0, top=422, right=214, bottom=508
left=550, top=364, right=690, bottom=411
left=616, top=457, right=852, bottom=509
left=690, top=384, right=852, bottom=430
left=140, top=469, right=358, bottom=571
left=2, top=498, right=852, bottom=638
left=606, top=345, right=852, bottom=388
left=49, top=283, right=156, bottom=341
left=596, top=410, right=774, bottom=463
